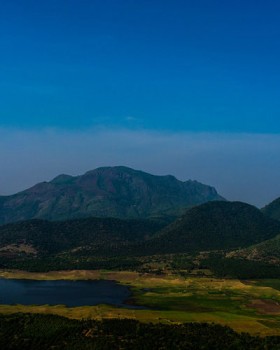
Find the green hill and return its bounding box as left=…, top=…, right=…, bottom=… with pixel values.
left=1, top=200, right=279, bottom=273
left=2, top=201, right=278, bottom=260
left=227, top=234, right=280, bottom=264
left=137, top=201, right=280, bottom=255
left=262, top=197, right=280, bottom=221
left=0, top=166, right=224, bottom=225
left=0, top=217, right=165, bottom=257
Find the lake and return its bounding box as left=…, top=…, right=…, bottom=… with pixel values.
left=0, top=278, right=133, bottom=307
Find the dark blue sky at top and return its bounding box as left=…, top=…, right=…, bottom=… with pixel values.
left=1, top=0, right=280, bottom=132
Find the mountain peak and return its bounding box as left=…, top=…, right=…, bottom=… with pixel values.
left=0, top=166, right=225, bottom=224
left=50, top=174, right=74, bottom=184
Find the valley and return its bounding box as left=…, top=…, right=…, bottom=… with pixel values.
left=0, top=269, right=280, bottom=337
left=1, top=167, right=280, bottom=347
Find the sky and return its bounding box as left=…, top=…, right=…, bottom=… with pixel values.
left=1, top=1, right=280, bottom=206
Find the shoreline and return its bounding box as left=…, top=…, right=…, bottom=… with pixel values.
left=0, top=269, right=280, bottom=336
left=0, top=269, right=147, bottom=284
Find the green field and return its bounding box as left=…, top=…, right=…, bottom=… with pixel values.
left=0, top=270, right=280, bottom=336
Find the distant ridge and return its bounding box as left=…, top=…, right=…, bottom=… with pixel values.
left=0, top=166, right=224, bottom=224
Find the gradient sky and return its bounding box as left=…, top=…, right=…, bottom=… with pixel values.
left=1, top=1, right=280, bottom=206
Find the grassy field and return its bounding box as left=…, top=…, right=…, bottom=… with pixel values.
left=0, top=269, right=280, bottom=336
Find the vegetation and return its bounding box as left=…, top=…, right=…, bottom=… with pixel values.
left=262, top=197, right=280, bottom=221
left=0, top=216, right=165, bottom=256
left=1, top=201, right=280, bottom=276
left=1, top=313, right=279, bottom=350
left=1, top=191, right=280, bottom=345
left=140, top=201, right=280, bottom=254
left=227, top=234, right=280, bottom=265
left=203, top=255, right=280, bottom=279
left=1, top=270, right=280, bottom=337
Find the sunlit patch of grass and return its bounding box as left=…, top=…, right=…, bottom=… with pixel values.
left=254, top=279, right=280, bottom=291
left=0, top=269, right=102, bottom=280
left=0, top=304, right=278, bottom=336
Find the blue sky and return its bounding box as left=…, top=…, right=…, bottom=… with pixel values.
left=1, top=0, right=280, bottom=132
left=1, top=1, right=280, bottom=205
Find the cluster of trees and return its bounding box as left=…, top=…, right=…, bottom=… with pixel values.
left=1, top=246, right=280, bottom=279
left=0, top=217, right=165, bottom=255
left=0, top=313, right=279, bottom=349
left=203, top=255, right=280, bottom=279
left=0, top=255, right=143, bottom=272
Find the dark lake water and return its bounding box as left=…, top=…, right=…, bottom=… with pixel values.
left=0, top=279, right=132, bottom=307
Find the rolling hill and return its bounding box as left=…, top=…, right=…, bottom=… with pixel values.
left=136, top=201, right=280, bottom=255
left=1, top=201, right=279, bottom=260
left=262, top=196, right=280, bottom=221
left=227, top=234, right=280, bottom=264
left=0, top=166, right=224, bottom=224
left=1, top=200, right=280, bottom=272
left=0, top=217, right=164, bottom=257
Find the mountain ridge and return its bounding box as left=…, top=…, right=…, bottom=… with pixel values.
left=0, top=166, right=224, bottom=224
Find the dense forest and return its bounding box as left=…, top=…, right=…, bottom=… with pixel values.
left=0, top=217, right=166, bottom=255
left=0, top=201, right=280, bottom=278
left=203, top=254, right=280, bottom=279
left=0, top=313, right=279, bottom=350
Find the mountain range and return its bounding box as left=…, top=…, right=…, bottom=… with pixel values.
left=1, top=200, right=279, bottom=259
left=0, top=166, right=224, bottom=225
left=1, top=165, right=280, bottom=276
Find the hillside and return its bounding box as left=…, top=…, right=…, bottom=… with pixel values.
left=1, top=201, right=280, bottom=273
left=1, top=201, right=279, bottom=262
left=0, top=217, right=164, bottom=257
left=136, top=201, right=280, bottom=255
left=262, top=197, right=280, bottom=221
left=0, top=166, right=224, bottom=224
left=1, top=314, right=278, bottom=350
left=227, top=234, right=280, bottom=264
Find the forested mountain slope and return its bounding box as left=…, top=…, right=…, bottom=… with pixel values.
left=0, top=166, right=224, bottom=224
